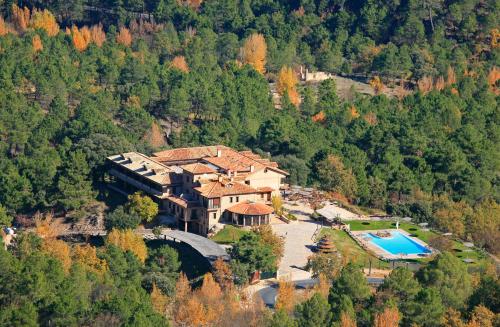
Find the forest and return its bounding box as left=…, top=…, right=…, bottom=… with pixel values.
left=0, top=0, right=498, bottom=325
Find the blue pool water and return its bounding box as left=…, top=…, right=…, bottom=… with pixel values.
left=364, top=231, right=431, bottom=255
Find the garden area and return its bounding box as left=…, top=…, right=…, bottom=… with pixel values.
left=210, top=225, right=249, bottom=244
left=319, top=220, right=490, bottom=269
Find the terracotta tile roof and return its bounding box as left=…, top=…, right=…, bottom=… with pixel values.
left=257, top=187, right=274, bottom=193
left=181, top=163, right=217, bottom=175
left=152, top=146, right=220, bottom=163
left=152, top=145, right=288, bottom=175
left=194, top=181, right=257, bottom=198
left=227, top=201, right=274, bottom=215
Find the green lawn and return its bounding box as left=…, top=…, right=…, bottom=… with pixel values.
left=317, top=228, right=390, bottom=269
left=210, top=225, right=249, bottom=244
left=343, top=220, right=487, bottom=263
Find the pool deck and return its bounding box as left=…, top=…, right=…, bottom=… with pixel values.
left=349, top=229, right=435, bottom=260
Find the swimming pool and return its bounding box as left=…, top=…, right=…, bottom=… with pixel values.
left=364, top=231, right=432, bottom=255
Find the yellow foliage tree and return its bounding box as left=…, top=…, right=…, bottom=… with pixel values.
left=374, top=307, right=400, bottom=327
left=369, top=76, right=385, bottom=95
left=277, top=66, right=300, bottom=106
left=241, top=33, right=267, bottom=74
left=116, top=26, right=132, bottom=47
left=171, top=55, right=189, bottom=72
left=42, top=238, right=72, bottom=273
left=253, top=224, right=284, bottom=262
left=34, top=213, right=58, bottom=239
left=175, top=296, right=207, bottom=326
left=72, top=244, right=108, bottom=276
left=90, top=23, right=106, bottom=47
left=106, top=229, right=147, bottom=263
left=151, top=283, right=169, bottom=316
left=314, top=273, right=330, bottom=298
left=490, top=28, right=499, bottom=48
left=274, top=278, right=295, bottom=314
left=32, top=34, right=43, bottom=53
left=80, top=26, right=92, bottom=46
left=435, top=76, right=445, bottom=91
left=30, top=8, right=59, bottom=36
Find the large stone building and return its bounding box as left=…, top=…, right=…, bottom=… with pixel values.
left=106, top=145, right=288, bottom=235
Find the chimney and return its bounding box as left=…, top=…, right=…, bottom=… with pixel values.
left=250, top=165, right=254, bottom=172
left=217, top=149, right=222, bottom=157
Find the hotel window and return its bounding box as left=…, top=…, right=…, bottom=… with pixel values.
left=230, top=197, right=233, bottom=203
left=236, top=196, right=239, bottom=202
left=213, top=213, right=216, bottom=219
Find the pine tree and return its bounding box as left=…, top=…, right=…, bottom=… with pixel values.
left=55, top=150, right=95, bottom=210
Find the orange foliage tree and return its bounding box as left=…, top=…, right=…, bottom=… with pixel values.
left=0, top=17, right=10, bottom=36
left=364, top=112, right=378, bottom=126
left=171, top=55, right=189, bottom=72
left=435, top=76, right=445, bottom=91
left=340, top=312, right=357, bottom=327
left=241, top=33, right=267, bottom=74
left=418, top=76, right=434, bottom=94
left=72, top=244, right=108, bottom=276
left=30, top=8, right=59, bottom=36
left=374, top=307, right=400, bottom=327
left=212, top=257, right=233, bottom=290
left=106, top=229, right=147, bottom=263
left=312, top=110, right=326, bottom=123
left=447, top=66, right=457, bottom=85
left=32, top=34, right=43, bottom=53
left=467, top=305, right=495, bottom=327
left=11, top=4, right=30, bottom=32
left=369, top=76, right=385, bottom=95
left=274, top=278, right=295, bottom=313
left=116, top=26, right=132, bottom=47
left=277, top=66, right=300, bottom=106
left=90, top=24, right=106, bottom=47
left=487, top=66, right=499, bottom=94
left=349, top=105, right=360, bottom=119
left=70, top=25, right=90, bottom=52
left=151, top=283, right=169, bottom=316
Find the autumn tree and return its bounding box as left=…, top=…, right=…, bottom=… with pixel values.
left=435, top=76, right=445, bottom=91
left=199, top=272, right=223, bottom=302
left=487, top=66, right=499, bottom=94
left=274, top=278, right=295, bottom=313
left=432, top=195, right=472, bottom=238
left=151, top=283, right=169, bottom=317
left=106, top=229, right=147, bottom=263
left=467, top=305, right=495, bottom=327
left=0, top=17, right=9, bottom=36
left=340, top=312, right=357, bottom=327
left=369, top=76, right=384, bottom=95
left=374, top=307, right=400, bottom=327
left=116, top=26, right=132, bottom=46
left=42, top=238, right=72, bottom=273
left=253, top=224, right=284, bottom=262
left=447, top=66, right=457, bottom=85
left=212, top=257, right=233, bottom=289
left=277, top=66, right=300, bottom=106
left=316, top=155, right=358, bottom=200
left=72, top=244, right=108, bottom=276
left=127, top=192, right=159, bottom=222
left=171, top=55, right=189, bottom=72
left=90, top=24, right=106, bottom=47
left=306, top=252, right=343, bottom=280
left=418, top=76, right=434, bottom=94
left=11, top=4, right=30, bottom=33
left=271, top=194, right=283, bottom=216
left=241, top=33, right=267, bottom=74
left=32, top=35, right=43, bottom=53
left=30, top=8, right=59, bottom=36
